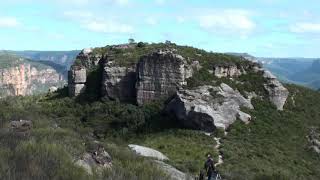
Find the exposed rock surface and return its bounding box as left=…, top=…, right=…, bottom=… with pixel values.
left=76, top=141, right=112, bottom=175
left=68, top=66, right=86, bottom=96
left=166, top=83, right=254, bottom=131
left=263, top=70, right=289, bottom=110
left=308, top=128, right=320, bottom=154
left=0, top=64, right=62, bottom=97
left=128, top=144, right=189, bottom=180
left=128, top=144, right=169, bottom=161
left=101, top=59, right=136, bottom=102
left=76, top=48, right=102, bottom=69
left=154, top=160, right=189, bottom=180
left=213, top=64, right=245, bottom=78
left=136, top=49, right=189, bottom=105
left=9, top=120, right=32, bottom=136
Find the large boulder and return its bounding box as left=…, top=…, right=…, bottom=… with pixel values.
left=75, top=141, right=112, bottom=175
left=154, top=160, right=189, bottom=180
left=136, top=49, right=189, bottom=105
left=128, top=144, right=169, bottom=161
left=213, top=64, right=245, bottom=78
left=263, top=70, right=289, bottom=110
left=68, top=66, right=87, bottom=96
left=166, top=83, right=254, bottom=131
left=9, top=120, right=32, bottom=136
left=101, top=59, right=136, bottom=103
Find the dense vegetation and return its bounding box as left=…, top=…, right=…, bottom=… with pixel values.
left=0, top=89, right=215, bottom=179
left=75, top=42, right=255, bottom=69
left=219, top=85, right=320, bottom=180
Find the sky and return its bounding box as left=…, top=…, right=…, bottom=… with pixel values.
left=0, top=0, right=320, bottom=57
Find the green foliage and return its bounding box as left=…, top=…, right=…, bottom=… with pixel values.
left=218, top=85, right=320, bottom=180
left=131, top=129, right=218, bottom=174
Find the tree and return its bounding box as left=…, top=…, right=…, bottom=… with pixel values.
left=128, top=38, right=135, bottom=44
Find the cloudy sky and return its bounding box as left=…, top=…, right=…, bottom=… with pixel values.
left=0, top=0, right=319, bottom=57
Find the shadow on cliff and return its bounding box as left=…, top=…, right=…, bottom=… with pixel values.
left=75, top=66, right=103, bottom=103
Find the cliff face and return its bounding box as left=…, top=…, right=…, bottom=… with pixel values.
left=101, top=59, right=136, bottom=102
left=136, top=49, right=189, bottom=105
left=0, top=63, right=62, bottom=96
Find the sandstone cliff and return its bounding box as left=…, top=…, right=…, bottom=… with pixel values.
left=136, top=49, right=189, bottom=105
left=0, top=63, right=63, bottom=97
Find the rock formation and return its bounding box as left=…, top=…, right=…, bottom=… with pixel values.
left=76, top=141, right=112, bottom=175
left=307, top=128, right=320, bottom=154
left=75, top=48, right=102, bottom=69
left=128, top=144, right=169, bottom=161
left=166, top=84, right=254, bottom=131
left=128, top=144, right=189, bottom=180
left=263, top=70, right=289, bottom=110
left=213, top=64, right=245, bottom=78
left=136, top=49, right=189, bottom=105
left=68, top=66, right=86, bottom=96
left=0, top=63, right=62, bottom=97
left=67, top=46, right=289, bottom=131
left=101, top=58, right=136, bottom=102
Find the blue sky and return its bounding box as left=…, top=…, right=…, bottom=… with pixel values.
left=0, top=0, right=320, bottom=57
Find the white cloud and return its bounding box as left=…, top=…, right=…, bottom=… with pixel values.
left=146, top=17, right=157, bottom=25
left=0, top=17, right=20, bottom=28
left=176, top=16, right=186, bottom=23
left=84, top=20, right=133, bottom=33
left=290, top=22, right=320, bottom=33
left=115, top=0, right=129, bottom=6
left=198, top=9, right=256, bottom=36
left=64, top=10, right=133, bottom=34
left=155, top=0, right=165, bottom=5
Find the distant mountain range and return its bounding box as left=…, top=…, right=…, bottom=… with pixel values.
left=4, top=50, right=80, bottom=69
left=259, top=58, right=320, bottom=90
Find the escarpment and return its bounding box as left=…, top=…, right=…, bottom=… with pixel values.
left=68, top=43, right=289, bottom=131
left=0, top=63, right=63, bottom=97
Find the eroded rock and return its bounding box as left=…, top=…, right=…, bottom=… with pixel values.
left=166, top=84, right=254, bottom=131
left=9, top=120, right=32, bottom=136
left=213, top=64, right=245, bottom=78
left=76, top=142, right=112, bottom=175
left=68, top=66, right=86, bottom=96
left=263, top=70, right=289, bottom=111
left=101, top=59, right=136, bottom=102
left=128, top=144, right=169, bottom=161
left=136, top=49, right=189, bottom=105
left=76, top=48, right=102, bottom=69
left=154, top=160, right=188, bottom=180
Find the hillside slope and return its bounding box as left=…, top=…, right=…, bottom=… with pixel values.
left=0, top=43, right=319, bottom=180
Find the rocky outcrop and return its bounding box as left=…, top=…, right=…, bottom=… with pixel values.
left=128, top=144, right=189, bottom=180
left=76, top=141, right=112, bottom=175
left=263, top=70, right=289, bottom=110
left=76, top=48, right=102, bottom=69
left=9, top=120, right=32, bottom=137
left=68, top=66, right=86, bottom=96
left=307, top=128, right=320, bottom=154
left=166, top=83, right=254, bottom=131
left=136, top=49, right=189, bottom=105
left=213, top=64, right=245, bottom=78
left=154, top=160, right=189, bottom=180
left=128, top=144, right=169, bottom=161
left=0, top=64, right=62, bottom=97
left=101, top=59, right=136, bottom=102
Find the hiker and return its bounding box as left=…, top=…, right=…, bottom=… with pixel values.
left=204, top=154, right=217, bottom=180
